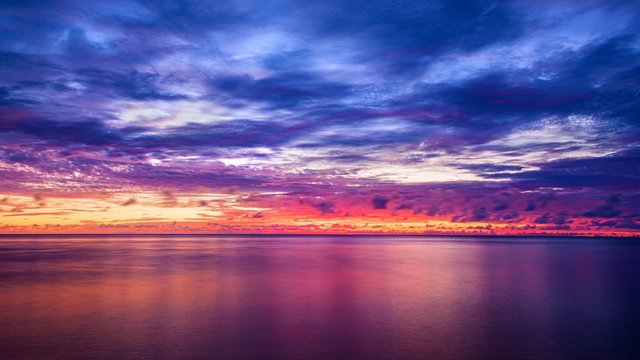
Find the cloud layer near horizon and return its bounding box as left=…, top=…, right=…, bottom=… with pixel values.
left=1, top=0, right=639, bottom=235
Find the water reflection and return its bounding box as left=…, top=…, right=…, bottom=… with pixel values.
left=1, top=236, right=639, bottom=359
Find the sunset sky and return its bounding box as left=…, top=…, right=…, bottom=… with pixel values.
left=1, top=0, right=639, bottom=235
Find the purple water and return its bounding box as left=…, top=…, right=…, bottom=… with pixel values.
left=1, top=235, right=639, bottom=359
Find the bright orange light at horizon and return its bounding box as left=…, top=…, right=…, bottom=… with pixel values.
left=1, top=191, right=635, bottom=237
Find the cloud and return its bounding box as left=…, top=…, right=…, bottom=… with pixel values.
left=583, top=195, right=623, bottom=218
left=3, top=211, right=69, bottom=217
left=294, top=0, right=521, bottom=76
left=210, top=72, right=351, bottom=109
left=372, top=196, right=389, bottom=210
left=0, top=115, right=125, bottom=146
left=470, top=206, right=488, bottom=221
left=121, top=198, right=137, bottom=206
left=74, top=69, right=188, bottom=101
left=309, top=200, right=336, bottom=215
left=487, top=150, right=640, bottom=189
left=534, top=211, right=571, bottom=225
left=160, top=191, right=177, bottom=207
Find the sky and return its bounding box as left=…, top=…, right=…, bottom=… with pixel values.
left=0, top=0, right=639, bottom=235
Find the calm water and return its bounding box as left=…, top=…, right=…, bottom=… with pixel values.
left=1, top=235, right=639, bottom=360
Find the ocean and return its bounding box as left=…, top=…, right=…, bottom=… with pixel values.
left=1, top=235, right=639, bottom=359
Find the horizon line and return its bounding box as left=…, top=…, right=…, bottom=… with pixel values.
left=1, top=233, right=638, bottom=239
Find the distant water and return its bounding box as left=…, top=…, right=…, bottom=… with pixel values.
left=1, top=235, right=639, bottom=360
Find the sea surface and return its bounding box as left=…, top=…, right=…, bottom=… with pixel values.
left=0, top=235, right=639, bottom=360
